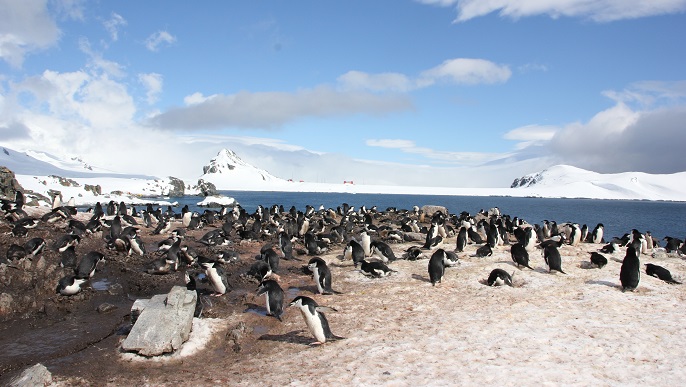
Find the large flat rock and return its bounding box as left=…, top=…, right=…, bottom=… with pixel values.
left=121, top=286, right=196, bottom=357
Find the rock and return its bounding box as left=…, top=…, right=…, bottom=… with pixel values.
left=84, top=184, right=102, bottom=195
left=421, top=205, right=448, bottom=217
left=48, top=175, right=80, bottom=187
left=0, top=166, right=23, bottom=200
left=195, top=179, right=218, bottom=197
left=9, top=363, right=52, bottom=387
left=167, top=176, right=185, bottom=196
left=121, top=286, right=197, bottom=356
left=0, top=293, right=13, bottom=317
left=97, top=303, right=117, bottom=314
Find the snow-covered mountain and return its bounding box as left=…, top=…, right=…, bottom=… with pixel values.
left=199, top=149, right=287, bottom=189
left=510, top=165, right=686, bottom=201
left=0, top=146, right=190, bottom=206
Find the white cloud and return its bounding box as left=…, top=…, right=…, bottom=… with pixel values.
left=365, top=139, right=417, bottom=149
left=183, top=92, right=212, bottom=106
left=138, top=73, right=163, bottom=104
left=417, top=0, right=686, bottom=22
left=78, top=37, right=126, bottom=78
left=103, top=12, right=126, bottom=41
left=338, top=71, right=416, bottom=92
left=145, top=30, right=176, bottom=52
left=366, top=138, right=507, bottom=166
left=0, top=0, right=61, bottom=67
left=420, top=58, right=511, bottom=85
left=148, top=86, right=413, bottom=130
left=338, top=58, right=510, bottom=92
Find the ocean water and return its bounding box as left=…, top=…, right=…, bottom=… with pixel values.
left=164, top=191, right=686, bottom=241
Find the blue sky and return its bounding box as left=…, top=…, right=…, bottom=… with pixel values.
left=1, top=0, right=685, bottom=187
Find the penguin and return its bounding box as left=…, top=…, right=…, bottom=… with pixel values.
left=511, top=243, right=533, bottom=270
left=620, top=245, right=640, bottom=292
left=455, top=227, right=468, bottom=252
left=360, top=231, right=372, bottom=257
left=256, top=279, right=285, bottom=321
left=60, top=245, right=78, bottom=269
left=370, top=240, right=396, bottom=262
left=307, top=257, right=338, bottom=295
left=467, top=227, right=484, bottom=244
left=304, top=232, right=327, bottom=255
left=600, top=242, right=619, bottom=254
left=247, top=260, right=272, bottom=282
left=53, top=234, right=80, bottom=252
left=259, top=246, right=280, bottom=273
left=474, top=244, right=493, bottom=258
left=645, top=264, right=681, bottom=284
left=6, top=244, right=26, bottom=262
left=199, top=258, right=229, bottom=296
left=278, top=231, right=295, bottom=260
left=404, top=246, right=425, bottom=261
left=589, top=252, right=608, bottom=269
left=217, top=250, right=241, bottom=264
left=591, top=223, right=604, bottom=244
left=288, top=296, right=343, bottom=345
left=428, top=249, right=446, bottom=286
left=344, top=239, right=365, bottom=267
left=56, top=275, right=87, bottom=296
left=359, top=259, right=396, bottom=278
left=75, top=251, right=105, bottom=279
left=543, top=245, right=566, bottom=274
left=487, top=268, right=514, bottom=287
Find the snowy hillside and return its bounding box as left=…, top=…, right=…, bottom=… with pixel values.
left=510, top=165, right=686, bottom=201
left=199, top=149, right=288, bottom=189
left=0, top=146, right=187, bottom=206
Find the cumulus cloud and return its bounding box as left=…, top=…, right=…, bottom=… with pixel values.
left=148, top=87, right=413, bottom=130
left=145, top=30, right=176, bottom=52
left=0, top=0, right=61, bottom=67
left=138, top=73, right=163, bottom=104
left=338, top=71, right=416, bottom=92
left=547, top=103, right=686, bottom=173
left=103, top=12, right=126, bottom=41
left=417, top=0, right=686, bottom=22
left=504, top=124, right=558, bottom=149
left=338, top=58, right=510, bottom=92
left=420, top=58, right=512, bottom=85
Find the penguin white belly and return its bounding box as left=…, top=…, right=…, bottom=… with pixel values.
left=302, top=310, right=326, bottom=343
left=312, top=270, right=324, bottom=294
left=207, top=268, right=226, bottom=294
left=265, top=292, right=272, bottom=315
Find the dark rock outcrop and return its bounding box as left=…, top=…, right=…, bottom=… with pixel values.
left=0, top=166, right=23, bottom=199
left=167, top=177, right=185, bottom=196
left=195, top=179, right=217, bottom=197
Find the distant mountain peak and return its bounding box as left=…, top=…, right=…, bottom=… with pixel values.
left=201, top=149, right=282, bottom=183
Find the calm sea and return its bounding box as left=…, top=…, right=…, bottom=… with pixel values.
left=163, top=191, right=686, bottom=241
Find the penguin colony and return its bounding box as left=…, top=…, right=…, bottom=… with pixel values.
left=1, top=192, right=685, bottom=346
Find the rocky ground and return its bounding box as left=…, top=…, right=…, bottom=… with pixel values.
left=1, top=205, right=685, bottom=386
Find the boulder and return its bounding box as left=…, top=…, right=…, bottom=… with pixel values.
left=121, top=286, right=197, bottom=356
left=421, top=205, right=448, bottom=218
left=167, top=176, right=185, bottom=196
left=195, top=179, right=218, bottom=197
left=0, top=166, right=23, bottom=200
left=9, top=363, right=52, bottom=387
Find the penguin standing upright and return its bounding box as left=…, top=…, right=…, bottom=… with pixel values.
left=344, top=240, right=365, bottom=267
left=428, top=249, right=446, bottom=286
left=199, top=258, right=229, bottom=296
left=360, top=232, right=372, bottom=257
left=543, top=245, right=566, bottom=274
left=307, top=257, right=337, bottom=295
left=256, top=279, right=285, bottom=321
left=455, top=227, right=468, bottom=252
left=288, top=296, right=343, bottom=345
left=591, top=223, right=604, bottom=243
left=511, top=243, right=533, bottom=270
left=620, top=245, right=640, bottom=292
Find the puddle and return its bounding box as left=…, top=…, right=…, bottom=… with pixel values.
left=244, top=307, right=267, bottom=317
left=91, top=278, right=111, bottom=291
left=286, top=287, right=301, bottom=299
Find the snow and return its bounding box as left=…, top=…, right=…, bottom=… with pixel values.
left=196, top=195, right=237, bottom=207
left=3, top=146, right=686, bottom=203
left=213, top=241, right=686, bottom=385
